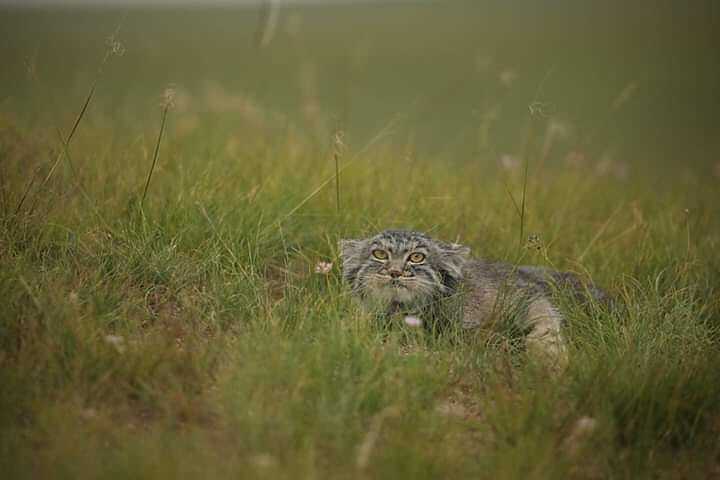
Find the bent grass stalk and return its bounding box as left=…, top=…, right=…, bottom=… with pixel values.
left=333, top=130, right=345, bottom=213
left=21, top=84, right=96, bottom=218
left=258, top=113, right=401, bottom=238
left=141, top=94, right=172, bottom=207
left=19, top=18, right=126, bottom=217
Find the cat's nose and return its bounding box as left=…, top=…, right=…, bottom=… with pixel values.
left=389, top=269, right=403, bottom=278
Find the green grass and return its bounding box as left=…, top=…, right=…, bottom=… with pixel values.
left=1, top=3, right=720, bottom=478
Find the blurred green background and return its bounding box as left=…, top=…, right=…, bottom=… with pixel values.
left=1, top=1, right=719, bottom=170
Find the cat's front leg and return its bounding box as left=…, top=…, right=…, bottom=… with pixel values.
left=525, top=296, right=568, bottom=369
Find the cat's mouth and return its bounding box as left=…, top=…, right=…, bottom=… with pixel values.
left=369, top=274, right=419, bottom=295
left=385, top=278, right=414, bottom=290
left=364, top=275, right=426, bottom=306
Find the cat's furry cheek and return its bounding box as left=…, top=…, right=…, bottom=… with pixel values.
left=339, top=238, right=368, bottom=286
left=437, top=242, right=471, bottom=280
left=338, top=239, right=365, bottom=262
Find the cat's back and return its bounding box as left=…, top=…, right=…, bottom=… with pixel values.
left=462, top=258, right=512, bottom=286
left=462, top=258, right=609, bottom=304
left=459, top=259, right=521, bottom=325
left=462, top=259, right=548, bottom=291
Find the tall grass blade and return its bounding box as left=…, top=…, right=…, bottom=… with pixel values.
left=141, top=104, right=169, bottom=207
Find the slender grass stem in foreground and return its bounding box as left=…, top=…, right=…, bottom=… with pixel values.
left=141, top=91, right=173, bottom=207
left=333, top=130, right=345, bottom=213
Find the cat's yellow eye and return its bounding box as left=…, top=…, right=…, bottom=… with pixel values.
left=372, top=249, right=389, bottom=260
left=408, top=252, right=426, bottom=263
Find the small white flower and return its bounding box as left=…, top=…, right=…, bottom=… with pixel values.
left=547, top=120, right=571, bottom=139
left=595, top=155, right=629, bottom=180
left=563, top=416, right=598, bottom=456
left=403, top=316, right=422, bottom=327
left=80, top=408, right=98, bottom=421
left=250, top=453, right=276, bottom=468
left=314, top=261, right=333, bottom=274
left=500, top=154, right=520, bottom=171
left=499, top=69, right=518, bottom=87
left=104, top=334, right=126, bottom=353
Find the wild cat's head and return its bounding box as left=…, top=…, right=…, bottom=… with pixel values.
left=339, top=230, right=470, bottom=309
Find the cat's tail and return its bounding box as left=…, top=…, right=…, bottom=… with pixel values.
left=516, top=265, right=616, bottom=310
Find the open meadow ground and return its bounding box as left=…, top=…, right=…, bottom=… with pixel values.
left=1, top=2, right=720, bottom=478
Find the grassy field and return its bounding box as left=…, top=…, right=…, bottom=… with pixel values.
left=2, top=2, right=720, bottom=478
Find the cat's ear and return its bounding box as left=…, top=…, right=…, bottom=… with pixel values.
left=436, top=241, right=471, bottom=280
left=445, top=242, right=471, bottom=258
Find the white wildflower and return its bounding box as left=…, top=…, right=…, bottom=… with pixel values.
left=314, top=261, right=333, bottom=275
left=104, top=334, right=126, bottom=353
left=403, top=316, right=422, bottom=327
left=499, top=69, right=518, bottom=87
left=500, top=154, right=521, bottom=171
left=563, top=416, right=598, bottom=456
